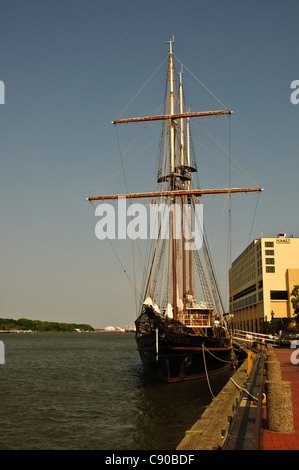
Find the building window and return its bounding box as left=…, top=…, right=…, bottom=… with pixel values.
left=232, top=284, right=256, bottom=301
left=270, top=290, right=288, bottom=300
left=265, top=258, right=275, bottom=264
left=266, top=266, right=275, bottom=273
left=265, top=242, right=274, bottom=247
left=258, top=291, right=263, bottom=301
left=265, top=250, right=274, bottom=255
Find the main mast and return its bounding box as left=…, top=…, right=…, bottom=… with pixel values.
left=168, top=37, right=176, bottom=182
left=179, top=67, right=187, bottom=315
left=88, top=38, right=263, bottom=320
left=168, top=37, right=178, bottom=319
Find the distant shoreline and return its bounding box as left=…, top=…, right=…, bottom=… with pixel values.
left=0, top=317, right=94, bottom=333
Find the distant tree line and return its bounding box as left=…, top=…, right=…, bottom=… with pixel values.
left=0, top=317, right=94, bottom=332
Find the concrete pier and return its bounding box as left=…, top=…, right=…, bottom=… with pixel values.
left=177, top=344, right=265, bottom=450
left=177, top=342, right=299, bottom=450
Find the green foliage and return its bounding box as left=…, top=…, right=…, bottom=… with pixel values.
left=0, top=317, right=94, bottom=332
left=291, top=285, right=299, bottom=320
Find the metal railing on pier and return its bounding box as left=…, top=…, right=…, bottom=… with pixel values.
left=232, top=329, right=277, bottom=345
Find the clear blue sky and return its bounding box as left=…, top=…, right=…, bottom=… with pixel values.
left=1, top=0, right=298, bottom=328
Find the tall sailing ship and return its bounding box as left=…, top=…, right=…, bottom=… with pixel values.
left=88, top=38, right=262, bottom=382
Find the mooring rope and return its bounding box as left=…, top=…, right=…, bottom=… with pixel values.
left=202, top=344, right=235, bottom=364
left=229, top=377, right=258, bottom=402
left=202, top=344, right=215, bottom=398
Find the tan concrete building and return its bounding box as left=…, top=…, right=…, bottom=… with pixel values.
left=229, top=234, right=299, bottom=332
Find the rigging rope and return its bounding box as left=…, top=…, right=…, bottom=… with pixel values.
left=210, top=195, right=229, bottom=252
left=88, top=201, right=143, bottom=304
left=174, top=54, right=229, bottom=110
left=116, top=56, right=168, bottom=121
left=193, top=126, right=259, bottom=187
left=115, top=126, right=129, bottom=193
left=247, top=193, right=261, bottom=246
left=98, top=134, right=159, bottom=192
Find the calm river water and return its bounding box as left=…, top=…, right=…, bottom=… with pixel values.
left=0, top=332, right=232, bottom=450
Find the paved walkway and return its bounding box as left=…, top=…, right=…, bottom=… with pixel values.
left=262, top=347, right=299, bottom=450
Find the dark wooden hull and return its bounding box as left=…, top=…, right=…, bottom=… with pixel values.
left=135, top=306, right=234, bottom=383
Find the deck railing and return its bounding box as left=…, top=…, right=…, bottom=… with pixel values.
left=180, top=314, right=211, bottom=328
